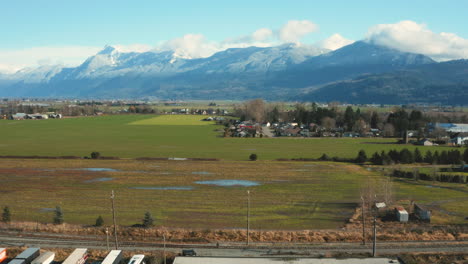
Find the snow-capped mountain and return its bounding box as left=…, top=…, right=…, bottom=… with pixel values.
left=0, top=41, right=449, bottom=104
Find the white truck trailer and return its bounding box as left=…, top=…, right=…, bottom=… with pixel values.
left=62, top=249, right=88, bottom=264
left=31, top=252, right=54, bottom=264
left=101, top=251, right=122, bottom=264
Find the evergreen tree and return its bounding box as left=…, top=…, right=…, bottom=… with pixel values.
left=381, top=151, right=393, bottom=165
left=344, top=106, right=355, bottom=131
left=424, top=150, right=434, bottom=164
left=440, top=151, right=449, bottom=164
left=53, top=206, right=64, bottom=224
left=355, top=150, right=368, bottom=163
left=370, top=112, right=379, bottom=129
left=388, top=149, right=400, bottom=163
left=399, top=148, right=414, bottom=164
left=95, top=216, right=104, bottom=227
left=448, top=150, right=462, bottom=164
left=433, top=151, right=440, bottom=164
left=2, top=206, right=11, bottom=223
left=414, top=148, right=423, bottom=163
left=464, top=148, right=468, bottom=163
left=370, top=152, right=382, bottom=165
left=142, top=212, right=154, bottom=228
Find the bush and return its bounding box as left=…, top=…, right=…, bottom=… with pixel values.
left=249, top=153, right=258, bottom=161
left=319, top=153, right=331, bottom=161
left=91, top=152, right=101, bottom=159
left=95, top=215, right=104, bottom=227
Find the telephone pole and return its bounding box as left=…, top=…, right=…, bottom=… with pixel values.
left=361, top=196, right=366, bottom=245
left=372, top=215, right=377, bottom=257
left=247, top=190, right=250, bottom=246
left=105, top=227, right=110, bottom=251
left=111, top=190, right=119, bottom=249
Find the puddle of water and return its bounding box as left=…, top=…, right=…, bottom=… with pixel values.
left=130, top=186, right=193, bottom=190
left=426, top=185, right=441, bottom=188
left=159, top=172, right=172, bottom=175
left=195, top=180, right=260, bottom=187
left=169, top=158, right=187, bottom=161
left=39, top=208, right=55, bottom=212
left=84, top=177, right=114, bottom=183
left=192, top=171, right=212, bottom=175
left=79, top=168, right=119, bottom=172
left=293, top=169, right=309, bottom=172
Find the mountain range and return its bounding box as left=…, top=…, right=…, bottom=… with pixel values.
left=1, top=41, right=467, bottom=105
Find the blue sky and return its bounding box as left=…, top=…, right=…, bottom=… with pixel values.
left=1, top=0, right=467, bottom=72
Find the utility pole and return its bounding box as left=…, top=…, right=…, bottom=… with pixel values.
left=361, top=196, right=366, bottom=245
left=163, top=234, right=166, bottom=264
left=111, top=190, right=118, bottom=249
left=105, top=227, right=110, bottom=251
left=247, top=190, right=250, bottom=246
left=372, top=215, right=377, bottom=257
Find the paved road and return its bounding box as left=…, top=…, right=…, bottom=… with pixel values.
left=0, top=232, right=467, bottom=256
left=262, top=125, right=275, bottom=138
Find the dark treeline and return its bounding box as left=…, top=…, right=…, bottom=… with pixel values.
left=367, top=148, right=468, bottom=165
left=234, top=99, right=468, bottom=136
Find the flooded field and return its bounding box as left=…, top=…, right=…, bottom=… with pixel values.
left=0, top=158, right=466, bottom=228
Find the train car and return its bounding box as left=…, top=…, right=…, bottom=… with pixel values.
left=62, top=249, right=88, bottom=264
left=101, top=250, right=122, bottom=264
left=13, top=248, right=40, bottom=264
left=127, top=255, right=145, bottom=264
left=31, top=252, right=54, bottom=264
left=0, top=248, right=6, bottom=263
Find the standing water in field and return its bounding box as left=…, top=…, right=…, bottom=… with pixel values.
left=192, top=171, right=213, bottom=175
left=130, top=186, right=194, bottom=190
left=195, top=180, right=260, bottom=187
left=84, top=177, right=114, bottom=183
left=79, top=168, right=119, bottom=172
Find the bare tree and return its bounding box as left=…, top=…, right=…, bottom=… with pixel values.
left=244, top=99, right=266, bottom=123
left=383, top=123, right=395, bottom=137
left=321, top=117, right=336, bottom=131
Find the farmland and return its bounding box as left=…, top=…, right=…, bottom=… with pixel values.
left=0, top=114, right=466, bottom=229
left=0, top=114, right=455, bottom=160
left=1, top=158, right=467, bottom=229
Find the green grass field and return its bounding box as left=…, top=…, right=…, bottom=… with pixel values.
left=1, top=159, right=466, bottom=229
left=0, top=115, right=455, bottom=160
left=0, top=115, right=466, bottom=229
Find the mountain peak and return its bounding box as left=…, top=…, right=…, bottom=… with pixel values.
left=98, top=45, right=118, bottom=55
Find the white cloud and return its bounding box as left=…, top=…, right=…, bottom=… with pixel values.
left=316, top=33, right=354, bottom=50
left=0, top=46, right=101, bottom=73
left=252, top=28, right=273, bottom=42
left=157, top=20, right=319, bottom=59
left=0, top=63, right=21, bottom=74
left=365, top=20, right=468, bottom=61
left=158, top=34, right=220, bottom=59
left=279, top=20, right=318, bottom=43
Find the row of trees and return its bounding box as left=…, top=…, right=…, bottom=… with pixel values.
left=361, top=148, right=468, bottom=165
left=1, top=206, right=155, bottom=228
left=234, top=99, right=456, bottom=136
